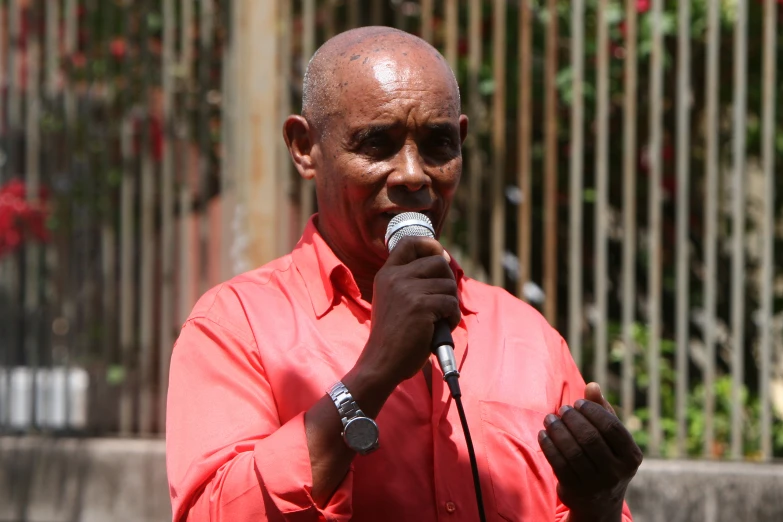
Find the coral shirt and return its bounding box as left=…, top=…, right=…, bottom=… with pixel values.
left=166, top=217, right=633, bottom=522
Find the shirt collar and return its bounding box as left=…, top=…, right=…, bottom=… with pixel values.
left=292, top=215, right=477, bottom=318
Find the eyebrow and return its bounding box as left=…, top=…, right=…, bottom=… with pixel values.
left=348, top=121, right=458, bottom=145
left=424, top=122, right=459, bottom=136
left=349, top=123, right=398, bottom=145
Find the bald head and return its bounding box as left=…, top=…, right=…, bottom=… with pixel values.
left=301, top=26, right=460, bottom=137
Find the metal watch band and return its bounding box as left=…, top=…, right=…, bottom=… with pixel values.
left=328, top=381, right=365, bottom=426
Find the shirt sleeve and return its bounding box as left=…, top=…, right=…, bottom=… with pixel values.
left=547, top=326, right=634, bottom=522
left=166, top=309, right=353, bottom=522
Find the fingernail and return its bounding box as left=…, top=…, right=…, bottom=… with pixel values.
left=538, top=430, right=548, bottom=442
left=544, top=413, right=558, bottom=427
left=558, top=405, right=572, bottom=416
left=442, top=250, right=451, bottom=263
left=574, top=399, right=586, bottom=410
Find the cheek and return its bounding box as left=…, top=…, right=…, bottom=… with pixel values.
left=437, top=158, right=462, bottom=195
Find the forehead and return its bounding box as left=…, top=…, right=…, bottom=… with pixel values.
left=333, top=50, right=460, bottom=123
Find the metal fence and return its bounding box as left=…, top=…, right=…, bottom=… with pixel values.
left=0, top=0, right=780, bottom=463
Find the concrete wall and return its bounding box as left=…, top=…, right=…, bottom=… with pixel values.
left=2, top=436, right=783, bottom=521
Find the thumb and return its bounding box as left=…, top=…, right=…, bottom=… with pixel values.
left=584, top=382, right=616, bottom=416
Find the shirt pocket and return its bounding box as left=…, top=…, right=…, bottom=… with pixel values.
left=479, top=400, right=558, bottom=521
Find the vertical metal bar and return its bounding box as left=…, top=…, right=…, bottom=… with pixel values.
left=299, top=0, right=315, bottom=233
left=63, top=0, right=78, bottom=433
left=0, top=0, right=3, bottom=423
left=568, top=0, right=584, bottom=368
left=517, top=0, right=532, bottom=297
left=702, top=0, right=720, bottom=459
left=441, top=0, right=458, bottom=250
left=490, top=0, right=506, bottom=289
left=138, top=0, right=155, bottom=435
left=118, top=115, right=135, bottom=435
left=0, top=1, right=8, bottom=427
left=675, top=0, right=692, bottom=458
left=0, top=3, right=4, bottom=174
left=278, top=0, right=293, bottom=252
left=7, top=0, right=20, bottom=154
left=729, top=0, right=748, bottom=461
left=468, top=0, right=482, bottom=272
left=594, top=0, right=609, bottom=388
left=543, top=0, right=559, bottom=323
left=647, top=0, right=664, bottom=457
left=158, top=0, right=176, bottom=434
left=444, top=0, right=457, bottom=71
left=421, top=0, right=433, bottom=43
left=759, top=0, right=777, bottom=463
left=45, top=0, right=59, bottom=101
left=178, top=0, right=194, bottom=323
left=64, top=0, right=76, bottom=127
left=98, top=0, right=118, bottom=428
left=45, top=0, right=61, bottom=426
left=198, top=0, right=215, bottom=295
left=219, top=0, right=234, bottom=282
left=24, top=6, right=41, bottom=429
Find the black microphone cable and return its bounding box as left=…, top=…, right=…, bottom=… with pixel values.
left=386, top=213, right=487, bottom=522
left=434, top=323, right=487, bottom=522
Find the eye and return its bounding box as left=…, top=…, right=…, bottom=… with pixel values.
left=424, top=134, right=458, bottom=158
left=360, top=135, right=393, bottom=157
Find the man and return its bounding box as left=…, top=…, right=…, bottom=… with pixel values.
left=166, top=27, right=641, bottom=521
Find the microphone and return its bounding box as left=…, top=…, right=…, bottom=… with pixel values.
left=385, top=212, right=486, bottom=522
left=385, top=212, right=461, bottom=395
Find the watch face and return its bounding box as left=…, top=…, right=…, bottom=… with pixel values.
left=344, top=417, right=379, bottom=454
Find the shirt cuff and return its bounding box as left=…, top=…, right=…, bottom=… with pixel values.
left=254, top=412, right=353, bottom=521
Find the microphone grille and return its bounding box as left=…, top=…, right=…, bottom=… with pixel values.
left=385, top=212, right=435, bottom=252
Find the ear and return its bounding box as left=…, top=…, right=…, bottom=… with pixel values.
left=283, top=115, right=318, bottom=181
left=459, top=114, right=469, bottom=145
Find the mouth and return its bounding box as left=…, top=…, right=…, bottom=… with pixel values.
left=381, top=209, right=434, bottom=221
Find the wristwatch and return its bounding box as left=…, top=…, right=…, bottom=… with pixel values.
left=328, top=381, right=380, bottom=455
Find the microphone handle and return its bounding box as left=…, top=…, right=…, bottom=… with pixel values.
left=431, top=319, right=459, bottom=381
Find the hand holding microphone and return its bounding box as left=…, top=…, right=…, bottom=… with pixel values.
left=352, top=212, right=461, bottom=395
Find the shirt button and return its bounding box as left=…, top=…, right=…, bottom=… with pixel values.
left=445, top=501, right=457, bottom=513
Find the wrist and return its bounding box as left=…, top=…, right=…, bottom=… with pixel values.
left=342, top=364, right=397, bottom=419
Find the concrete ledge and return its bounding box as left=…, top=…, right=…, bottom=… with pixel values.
left=627, top=459, right=783, bottom=522
left=1, top=437, right=169, bottom=522
left=3, top=436, right=783, bottom=521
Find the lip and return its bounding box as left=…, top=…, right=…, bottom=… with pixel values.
left=380, top=208, right=434, bottom=218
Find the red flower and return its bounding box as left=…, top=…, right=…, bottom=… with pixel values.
left=637, top=0, right=651, bottom=12
left=110, top=38, right=127, bottom=60
left=0, top=179, right=51, bottom=258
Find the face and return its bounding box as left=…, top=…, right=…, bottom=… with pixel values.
left=309, top=50, right=468, bottom=271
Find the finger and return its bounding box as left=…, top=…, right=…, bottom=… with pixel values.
left=558, top=405, right=619, bottom=470
left=420, top=294, right=461, bottom=330
left=584, top=382, right=616, bottom=416
left=543, top=413, right=598, bottom=483
left=574, top=399, right=643, bottom=469
left=415, top=278, right=459, bottom=298
left=538, top=430, right=580, bottom=490
left=404, top=254, right=456, bottom=281
left=387, top=236, right=447, bottom=265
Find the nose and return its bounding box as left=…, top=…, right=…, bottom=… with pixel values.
left=387, top=141, right=430, bottom=192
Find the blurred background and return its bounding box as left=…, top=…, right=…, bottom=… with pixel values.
left=0, top=0, right=782, bottom=521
